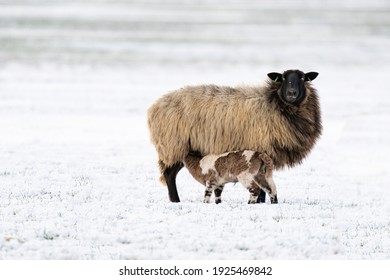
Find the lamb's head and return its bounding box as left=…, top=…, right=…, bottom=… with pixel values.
left=267, top=70, right=318, bottom=106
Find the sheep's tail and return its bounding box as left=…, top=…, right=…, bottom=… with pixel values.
left=158, top=160, right=167, bottom=186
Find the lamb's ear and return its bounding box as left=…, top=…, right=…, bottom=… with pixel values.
left=267, top=72, right=282, bottom=82
left=305, top=72, right=319, bottom=82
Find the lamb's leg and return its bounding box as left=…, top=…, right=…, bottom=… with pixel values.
left=266, top=176, right=278, bottom=204
left=204, top=182, right=215, bottom=203
left=237, top=175, right=261, bottom=204
left=213, top=185, right=224, bottom=204
left=248, top=182, right=261, bottom=204
left=255, top=175, right=278, bottom=204
left=163, top=162, right=183, bottom=203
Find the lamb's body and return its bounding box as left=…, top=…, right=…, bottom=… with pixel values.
left=147, top=70, right=322, bottom=202
left=183, top=151, right=278, bottom=204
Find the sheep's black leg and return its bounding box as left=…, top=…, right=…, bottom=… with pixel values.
left=164, top=162, right=183, bottom=203
left=256, top=190, right=266, bottom=203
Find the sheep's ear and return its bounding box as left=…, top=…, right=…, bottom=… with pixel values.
left=267, top=72, right=282, bottom=82
left=305, top=72, right=319, bottom=82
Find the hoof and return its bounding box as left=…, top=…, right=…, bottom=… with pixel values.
left=256, top=191, right=266, bottom=203
left=169, top=193, right=180, bottom=203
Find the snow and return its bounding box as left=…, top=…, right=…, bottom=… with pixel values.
left=1, top=0, right=390, bottom=259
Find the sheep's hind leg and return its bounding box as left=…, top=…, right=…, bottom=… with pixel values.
left=213, top=185, right=224, bottom=204
left=163, top=162, right=183, bottom=203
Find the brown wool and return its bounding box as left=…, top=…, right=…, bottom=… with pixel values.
left=148, top=80, right=322, bottom=184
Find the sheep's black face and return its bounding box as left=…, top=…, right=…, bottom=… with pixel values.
left=268, top=70, right=318, bottom=106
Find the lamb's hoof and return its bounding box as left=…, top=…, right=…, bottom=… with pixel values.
left=215, top=199, right=221, bottom=204
left=270, top=195, right=278, bottom=204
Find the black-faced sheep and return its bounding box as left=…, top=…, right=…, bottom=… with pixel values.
left=147, top=69, right=321, bottom=202
left=183, top=150, right=277, bottom=204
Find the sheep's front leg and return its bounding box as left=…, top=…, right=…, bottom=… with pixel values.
left=204, top=181, right=214, bottom=203
left=256, top=190, right=266, bottom=203
left=213, top=185, right=224, bottom=204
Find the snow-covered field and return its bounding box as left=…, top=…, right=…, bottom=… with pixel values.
left=1, top=0, right=390, bottom=259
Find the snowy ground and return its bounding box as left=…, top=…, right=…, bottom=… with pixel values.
left=0, top=0, right=390, bottom=259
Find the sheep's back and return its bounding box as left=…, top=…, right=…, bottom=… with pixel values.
left=184, top=87, right=273, bottom=154
left=147, top=84, right=280, bottom=167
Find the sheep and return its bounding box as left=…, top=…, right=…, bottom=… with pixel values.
left=147, top=69, right=321, bottom=202
left=183, top=150, right=278, bottom=204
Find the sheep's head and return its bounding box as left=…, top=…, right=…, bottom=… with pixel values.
left=267, top=70, right=318, bottom=106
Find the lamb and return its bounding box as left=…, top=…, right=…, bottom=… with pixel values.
left=147, top=69, right=322, bottom=202
left=183, top=150, right=278, bottom=204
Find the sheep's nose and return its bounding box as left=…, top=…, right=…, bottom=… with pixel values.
left=288, top=88, right=297, bottom=95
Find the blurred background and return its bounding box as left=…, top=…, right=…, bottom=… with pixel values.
left=1, top=0, right=390, bottom=259
left=1, top=0, right=390, bottom=68
left=0, top=0, right=389, bottom=119
left=1, top=0, right=390, bottom=111
left=1, top=0, right=389, bottom=175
